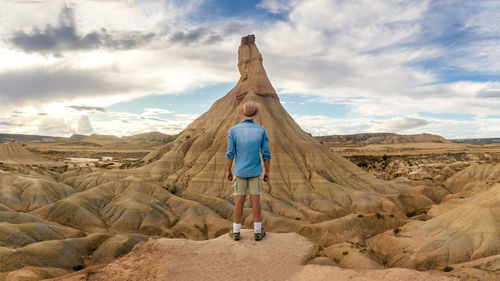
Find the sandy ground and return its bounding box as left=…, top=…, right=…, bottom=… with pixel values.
left=50, top=230, right=458, bottom=281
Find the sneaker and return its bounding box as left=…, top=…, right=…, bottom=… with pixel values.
left=254, top=229, right=266, bottom=241
left=229, top=230, right=240, bottom=241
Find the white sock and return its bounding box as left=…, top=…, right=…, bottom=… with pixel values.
left=254, top=221, right=262, bottom=234
left=233, top=223, right=241, bottom=233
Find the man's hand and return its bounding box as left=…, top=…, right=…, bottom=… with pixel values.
left=226, top=158, right=234, bottom=181
left=263, top=172, right=269, bottom=182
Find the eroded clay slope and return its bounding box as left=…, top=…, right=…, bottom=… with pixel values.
left=368, top=182, right=500, bottom=270
left=0, top=142, right=53, bottom=164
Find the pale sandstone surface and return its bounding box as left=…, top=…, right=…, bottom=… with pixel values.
left=49, top=230, right=458, bottom=281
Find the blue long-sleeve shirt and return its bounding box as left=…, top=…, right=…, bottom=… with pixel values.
left=226, top=120, right=271, bottom=178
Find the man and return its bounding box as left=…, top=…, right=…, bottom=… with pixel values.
left=226, top=101, right=271, bottom=241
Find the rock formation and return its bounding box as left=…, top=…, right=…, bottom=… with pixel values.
left=142, top=34, right=406, bottom=233
left=51, top=230, right=459, bottom=281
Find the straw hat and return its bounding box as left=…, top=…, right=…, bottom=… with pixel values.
left=238, top=101, right=261, bottom=120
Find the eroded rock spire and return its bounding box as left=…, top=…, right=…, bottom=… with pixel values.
left=236, top=34, right=277, bottom=98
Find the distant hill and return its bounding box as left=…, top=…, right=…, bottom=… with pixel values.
left=450, top=138, right=500, bottom=144
left=0, top=132, right=177, bottom=150
left=0, top=133, right=66, bottom=143
left=78, top=134, right=121, bottom=145
left=315, top=133, right=451, bottom=146
left=0, top=141, right=54, bottom=164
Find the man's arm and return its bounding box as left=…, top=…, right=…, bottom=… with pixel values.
left=261, top=129, right=271, bottom=182
left=226, top=158, right=233, bottom=181
left=226, top=129, right=235, bottom=181
left=263, top=160, right=270, bottom=182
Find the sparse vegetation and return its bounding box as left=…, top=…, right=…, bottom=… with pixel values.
left=406, top=207, right=429, bottom=218
left=443, top=265, right=454, bottom=272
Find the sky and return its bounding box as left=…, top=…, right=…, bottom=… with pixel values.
left=0, top=0, right=499, bottom=138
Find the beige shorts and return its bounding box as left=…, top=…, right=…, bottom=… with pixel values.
left=232, top=175, right=262, bottom=196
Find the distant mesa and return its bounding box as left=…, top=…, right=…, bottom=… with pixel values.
left=451, top=138, right=500, bottom=144
left=316, top=133, right=451, bottom=146
left=0, top=133, right=66, bottom=143
left=69, top=134, right=87, bottom=142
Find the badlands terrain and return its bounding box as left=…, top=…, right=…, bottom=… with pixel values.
left=1, top=36, right=499, bottom=281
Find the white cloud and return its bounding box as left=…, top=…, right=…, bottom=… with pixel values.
left=292, top=115, right=372, bottom=136
left=369, top=116, right=430, bottom=133
left=464, top=1, right=500, bottom=37
left=256, top=0, right=500, bottom=123
left=0, top=2, right=243, bottom=110
left=257, top=0, right=295, bottom=14
left=90, top=113, right=198, bottom=136
left=450, top=39, right=500, bottom=73
left=0, top=0, right=498, bottom=138
left=77, top=115, right=93, bottom=134
left=142, top=108, right=174, bottom=116
left=35, top=117, right=75, bottom=136
left=292, top=114, right=500, bottom=139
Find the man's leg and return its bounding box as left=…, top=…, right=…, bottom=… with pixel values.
left=250, top=194, right=265, bottom=240
left=249, top=176, right=265, bottom=240
left=234, top=195, right=246, bottom=225
left=250, top=194, right=261, bottom=224
left=230, top=178, right=247, bottom=240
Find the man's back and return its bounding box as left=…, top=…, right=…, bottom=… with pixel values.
left=226, top=120, right=271, bottom=178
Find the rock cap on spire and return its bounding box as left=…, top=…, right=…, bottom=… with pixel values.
left=241, top=34, right=256, bottom=45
